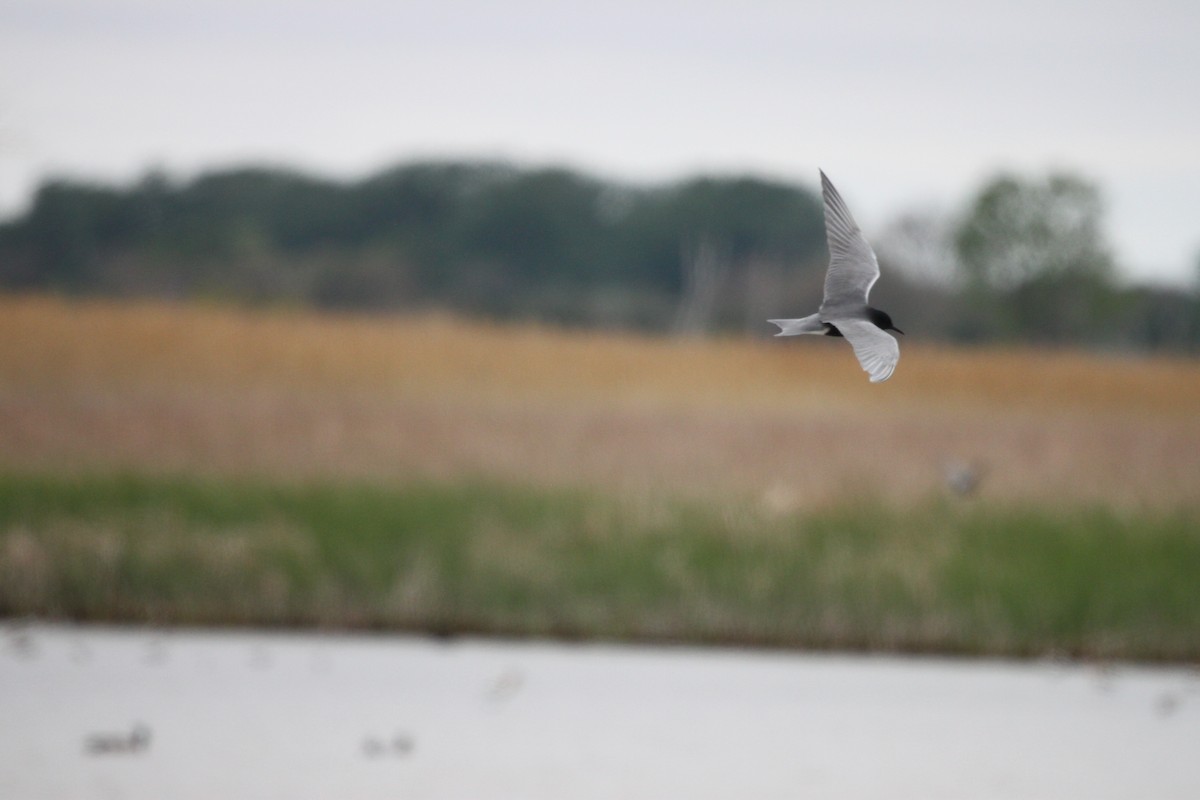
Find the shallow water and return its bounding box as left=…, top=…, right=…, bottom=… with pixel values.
left=2, top=623, right=1198, bottom=799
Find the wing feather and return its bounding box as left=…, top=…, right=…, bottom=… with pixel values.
left=819, top=170, right=881, bottom=316
left=828, top=318, right=899, bottom=382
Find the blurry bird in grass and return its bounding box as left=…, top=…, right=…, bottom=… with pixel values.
left=943, top=458, right=987, bottom=498
left=770, top=170, right=904, bottom=382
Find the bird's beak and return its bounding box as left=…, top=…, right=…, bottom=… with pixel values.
left=893, top=327, right=905, bottom=335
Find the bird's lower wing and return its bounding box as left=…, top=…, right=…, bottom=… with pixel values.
left=828, top=318, right=899, bottom=382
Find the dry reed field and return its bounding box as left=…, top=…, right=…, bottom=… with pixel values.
left=3, top=294, right=1200, bottom=509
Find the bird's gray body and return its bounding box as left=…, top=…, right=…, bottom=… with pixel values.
left=769, top=171, right=901, bottom=383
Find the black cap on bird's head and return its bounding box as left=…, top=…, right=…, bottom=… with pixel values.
left=867, top=307, right=904, bottom=335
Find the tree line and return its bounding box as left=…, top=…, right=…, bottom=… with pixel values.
left=1, top=160, right=1197, bottom=350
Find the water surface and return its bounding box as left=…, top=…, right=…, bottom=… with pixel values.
left=2, top=624, right=1198, bottom=799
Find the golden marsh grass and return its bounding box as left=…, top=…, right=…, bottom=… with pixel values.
left=3, top=294, right=1199, bottom=509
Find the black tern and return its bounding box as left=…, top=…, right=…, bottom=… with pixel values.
left=769, top=170, right=903, bottom=382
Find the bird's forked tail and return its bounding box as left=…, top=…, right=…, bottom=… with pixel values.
left=768, top=314, right=824, bottom=336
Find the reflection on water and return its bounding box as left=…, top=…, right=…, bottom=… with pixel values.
left=2, top=623, right=1199, bottom=799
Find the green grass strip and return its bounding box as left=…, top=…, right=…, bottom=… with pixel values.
left=2, top=473, right=1198, bottom=661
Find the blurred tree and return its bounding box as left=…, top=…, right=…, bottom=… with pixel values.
left=174, top=167, right=348, bottom=255
left=953, top=172, right=1118, bottom=343
left=18, top=180, right=126, bottom=289
left=1111, top=285, right=1200, bottom=351
left=350, top=161, right=508, bottom=281
left=459, top=167, right=610, bottom=286
left=0, top=162, right=831, bottom=329
left=14, top=162, right=1195, bottom=351
left=628, top=177, right=823, bottom=294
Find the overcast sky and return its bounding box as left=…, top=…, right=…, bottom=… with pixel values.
left=2, top=0, right=1198, bottom=285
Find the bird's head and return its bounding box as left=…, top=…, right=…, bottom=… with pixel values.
left=868, top=307, right=904, bottom=335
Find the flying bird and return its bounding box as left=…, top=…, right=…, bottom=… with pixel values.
left=769, top=171, right=903, bottom=382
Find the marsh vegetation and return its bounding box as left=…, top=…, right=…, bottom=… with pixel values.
left=2, top=296, right=1199, bottom=660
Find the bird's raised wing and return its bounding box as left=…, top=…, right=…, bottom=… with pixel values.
left=829, top=318, right=899, bottom=383
left=819, top=170, right=881, bottom=316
